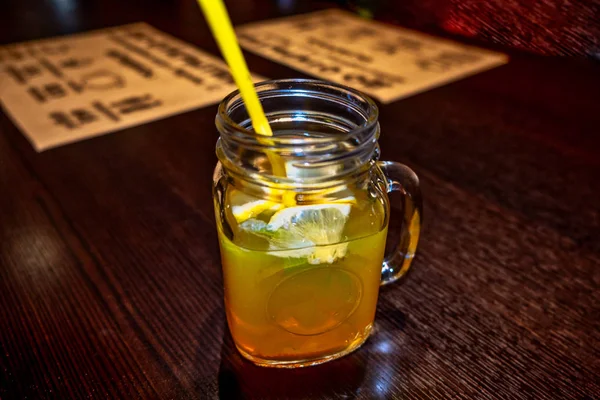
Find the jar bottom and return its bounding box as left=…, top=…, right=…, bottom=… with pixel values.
left=234, top=323, right=373, bottom=368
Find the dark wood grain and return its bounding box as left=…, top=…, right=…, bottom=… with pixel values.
left=1, top=0, right=599, bottom=399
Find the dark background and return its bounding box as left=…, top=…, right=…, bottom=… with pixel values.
left=2, top=0, right=600, bottom=57
left=1, top=0, right=599, bottom=399
left=337, top=0, right=600, bottom=58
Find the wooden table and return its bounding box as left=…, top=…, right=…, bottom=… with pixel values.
left=1, top=1, right=599, bottom=398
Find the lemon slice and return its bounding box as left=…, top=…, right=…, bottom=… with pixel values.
left=230, top=190, right=283, bottom=223
left=267, top=204, right=351, bottom=230
left=267, top=204, right=351, bottom=264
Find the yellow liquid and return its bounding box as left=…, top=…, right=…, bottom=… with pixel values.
left=218, top=212, right=388, bottom=366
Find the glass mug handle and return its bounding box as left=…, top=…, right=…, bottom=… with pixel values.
left=377, top=161, right=423, bottom=285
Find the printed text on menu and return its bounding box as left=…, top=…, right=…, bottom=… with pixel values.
left=236, top=9, right=507, bottom=103
left=0, top=23, right=264, bottom=151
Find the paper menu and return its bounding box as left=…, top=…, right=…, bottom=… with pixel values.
left=237, top=9, right=508, bottom=103
left=0, top=23, right=265, bottom=151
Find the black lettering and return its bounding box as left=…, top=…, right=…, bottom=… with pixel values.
left=174, top=68, right=203, bottom=84
left=5, top=63, right=42, bottom=84
left=237, top=33, right=261, bottom=45
left=375, top=37, right=423, bottom=56
left=293, top=15, right=340, bottom=32
left=60, top=57, right=93, bottom=69
left=271, top=45, right=340, bottom=74
left=398, top=38, right=422, bottom=52
left=108, top=36, right=171, bottom=68
left=7, top=49, right=24, bottom=61
left=293, top=21, right=318, bottom=32
left=238, top=32, right=289, bottom=49
left=110, top=94, right=162, bottom=114
left=182, top=54, right=202, bottom=68
left=43, top=83, right=67, bottom=99
left=326, top=54, right=405, bottom=84
left=154, top=42, right=181, bottom=58
left=67, top=80, right=84, bottom=93
left=196, top=63, right=233, bottom=84
left=5, top=65, right=26, bottom=84
left=71, top=108, right=98, bottom=124
left=92, top=101, right=120, bottom=122
left=345, top=27, right=377, bottom=40
left=374, top=43, right=399, bottom=56
left=210, top=68, right=232, bottom=83
left=127, top=31, right=156, bottom=47
left=106, top=49, right=153, bottom=78
left=28, top=87, right=46, bottom=103
left=49, top=111, right=77, bottom=129
left=319, top=65, right=341, bottom=73
left=272, top=46, right=289, bottom=56
left=39, top=58, right=63, bottom=78
left=307, top=37, right=372, bottom=63
left=343, top=73, right=393, bottom=89
left=416, top=51, right=481, bottom=72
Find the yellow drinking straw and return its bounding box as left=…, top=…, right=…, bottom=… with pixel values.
left=197, top=0, right=272, bottom=136
left=197, top=0, right=288, bottom=193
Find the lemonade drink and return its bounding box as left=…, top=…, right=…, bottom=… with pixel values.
left=216, top=181, right=389, bottom=367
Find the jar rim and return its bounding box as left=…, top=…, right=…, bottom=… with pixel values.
left=216, top=78, right=379, bottom=145
left=215, top=79, right=380, bottom=189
